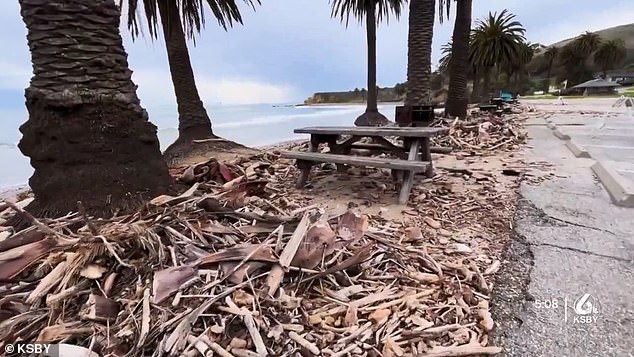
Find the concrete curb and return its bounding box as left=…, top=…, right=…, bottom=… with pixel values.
left=591, top=160, right=634, bottom=207
left=552, top=128, right=570, bottom=140
left=564, top=139, right=590, bottom=158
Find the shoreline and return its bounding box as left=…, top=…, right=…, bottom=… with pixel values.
left=0, top=184, right=29, bottom=202
left=299, top=101, right=404, bottom=107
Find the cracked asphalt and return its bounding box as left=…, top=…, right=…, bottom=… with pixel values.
left=490, top=121, right=634, bottom=356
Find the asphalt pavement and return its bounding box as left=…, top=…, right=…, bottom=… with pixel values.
left=491, top=99, right=634, bottom=357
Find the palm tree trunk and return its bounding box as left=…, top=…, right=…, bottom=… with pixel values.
left=546, top=60, right=553, bottom=91
left=445, top=0, right=472, bottom=118
left=405, top=0, right=435, bottom=107
left=366, top=2, right=378, bottom=112
left=17, top=0, right=172, bottom=219
left=354, top=2, right=389, bottom=126
left=158, top=0, right=214, bottom=141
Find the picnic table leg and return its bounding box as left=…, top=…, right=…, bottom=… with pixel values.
left=325, top=135, right=349, bottom=172
left=398, top=139, right=421, bottom=205
left=296, top=136, right=319, bottom=188
left=421, top=137, right=433, bottom=177
left=296, top=160, right=312, bottom=188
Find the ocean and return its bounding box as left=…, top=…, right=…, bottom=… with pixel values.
left=0, top=103, right=398, bottom=190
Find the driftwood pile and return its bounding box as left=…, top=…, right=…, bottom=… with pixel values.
left=430, top=111, right=529, bottom=153
left=0, top=151, right=512, bottom=357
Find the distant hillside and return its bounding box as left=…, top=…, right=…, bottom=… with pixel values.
left=530, top=23, right=634, bottom=79
left=550, top=23, right=634, bottom=60
left=304, top=84, right=406, bottom=105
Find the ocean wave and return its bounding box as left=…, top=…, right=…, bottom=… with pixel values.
left=296, top=104, right=396, bottom=110
left=211, top=107, right=363, bottom=129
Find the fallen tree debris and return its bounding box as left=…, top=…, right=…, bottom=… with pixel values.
left=0, top=110, right=536, bottom=356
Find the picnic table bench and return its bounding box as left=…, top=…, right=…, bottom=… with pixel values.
left=281, top=126, right=448, bottom=204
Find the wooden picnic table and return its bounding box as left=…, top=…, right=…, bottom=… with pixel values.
left=281, top=126, right=448, bottom=204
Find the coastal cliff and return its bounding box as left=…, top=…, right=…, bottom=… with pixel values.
left=304, top=83, right=406, bottom=105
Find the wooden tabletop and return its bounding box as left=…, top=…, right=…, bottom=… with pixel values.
left=294, top=126, right=449, bottom=137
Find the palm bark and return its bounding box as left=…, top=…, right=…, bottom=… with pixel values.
left=17, top=0, right=172, bottom=219
left=355, top=1, right=389, bottom=127
left=445, top=0, right=472, bottom=118
left=405, top=0, right=435, bottom=108
left=366, top=3, right=378, bottom=112
left=158, top=0, right=215, bottom=154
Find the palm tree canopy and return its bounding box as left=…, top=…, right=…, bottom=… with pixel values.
left=438, top=40, right=453, bottom=73
left=127, top=0, right=259, bottom=40
left=330, top=0, right=405, bottom=26
left=544, top=46, right=558, bottom=61
left=559, top=42, right=583, bottom=66
left=594, top=39, right=627, bottom=71
left=573, top=31, right=601, bottom=56
left=470, top=9, right=526, bottom=68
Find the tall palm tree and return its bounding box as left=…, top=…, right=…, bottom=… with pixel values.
left=444, top=0, right=472, bottom=118
left=17, top=0, right=172, bottom=219
left=543, top=46, right=558, bottom=90
left=404, top=0, right=436, bottom=112
left=470, top=10, right=525, bottom=99
left=331, top=0, right=405, bottom=126
left=594, top=39, right=627, bottom=78
left=127, top=0, right=258, bottom=161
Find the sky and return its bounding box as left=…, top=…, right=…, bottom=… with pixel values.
left=1, top=0, right=633, bottom=108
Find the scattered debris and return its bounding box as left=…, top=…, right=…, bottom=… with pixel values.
left=0, top=107, right=544, bottom=356
left=431, top=111, right=529, bottom=153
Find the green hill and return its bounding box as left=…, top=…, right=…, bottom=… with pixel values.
left=530, top=23, right=634, bottom=79
left=550, top=23, right=634, bottom=62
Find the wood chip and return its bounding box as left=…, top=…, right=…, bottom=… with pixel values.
left=424, top=217, right=442, bottom=229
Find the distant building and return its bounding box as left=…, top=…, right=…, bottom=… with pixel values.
left=564, top=79, right=620, bottom=96
left=605, top=71, right=634, bottom=86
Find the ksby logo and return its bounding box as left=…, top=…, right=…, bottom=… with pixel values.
left=566, top=293, right=600, bottom=324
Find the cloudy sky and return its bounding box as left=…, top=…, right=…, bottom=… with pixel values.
left=1, top=0, right=633, bottom=107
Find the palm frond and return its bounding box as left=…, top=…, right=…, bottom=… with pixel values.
left=330, top=0, right=405, bottom=27
left=127, top=0, right=260, bottom=41
left=470, top=9, right=526, bottom=69
left=437, top=0, right=451, bottom=24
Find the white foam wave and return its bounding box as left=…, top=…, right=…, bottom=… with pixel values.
left=212, top=107, right=363, bottom=129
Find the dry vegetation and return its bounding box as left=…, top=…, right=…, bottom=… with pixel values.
left=0, top=107, right=554, bottom=357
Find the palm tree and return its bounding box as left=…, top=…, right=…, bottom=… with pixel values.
left=17, top=0, right=172, bottom=219
left=573, top=31, right=601, bottom=57
left=559, top=41, right=594, bottom=86
left=470, top=10, right=526, bottom=98
left=331, top=0, right=406, bottom=126
left=544, top=46, right=558, bottom=90
left=594, top=39, right=627, bottom=78
left=404, top=0, right=436, bottom=112
left=127, top=0, right=258, bottom=162
left=506, top=41, right=535, bottom=90
left=444, top=0, right=472, bottom=118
